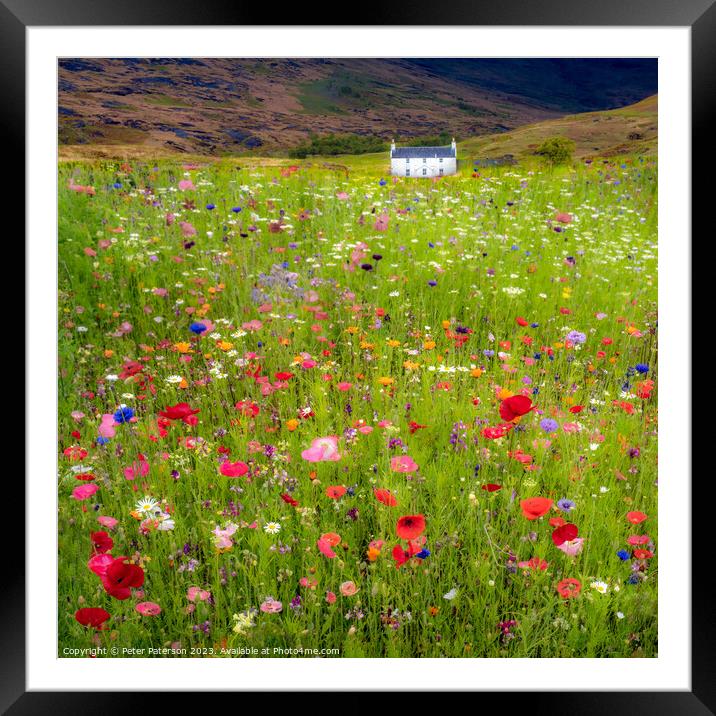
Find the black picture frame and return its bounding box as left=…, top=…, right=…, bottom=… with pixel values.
left=7, top=2, right=708, bottom=712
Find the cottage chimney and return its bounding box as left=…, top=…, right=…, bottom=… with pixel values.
left=390, top=138, right=396, bottom=153
left=451, top=137, right=456, bottom=151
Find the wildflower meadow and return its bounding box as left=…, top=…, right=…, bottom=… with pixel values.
left=58, top=157, right=658, bottom=658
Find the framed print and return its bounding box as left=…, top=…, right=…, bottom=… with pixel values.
left=7, top=1, right=710, bottom=712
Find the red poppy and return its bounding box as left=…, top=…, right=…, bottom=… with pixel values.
left=100, top=557, right=145, bottom=600
left=520, top=497, right=553, bottom=520
left=499, top=395, right=535, bottom=422
left=481, top=483, right=502, bottom=492
left=158, top=403, right=200, bottom=422
left=64, top=446, right=88, bottom=461
left=516, top=316, right=529, bottom=327
left=396, top=514, right=426, bottom=540
left=74, top=607, right=111, bottom=629
left=235, top=400, right=260, bottom=417
left=392, top=540, right=423, bottom=568
left=280, top=493, right=299, bottom=507
left=569, top=405, right=584, bottom=414
left=408, top=421, right=427, bottom=434
left=549, top=517, right=566, bottom=527
left=626, top=511, right=648, bottom=524
left=633, top=549, right=654, bottom=559
left=556, top=578, right=582, bottom=599
left=274, top=372, right=294, bottom=381
left=90, top=531, right=113, bottom=554
left=482, top=423, right=514, bottom=439
left=75, top=472, right=96, bottom=481
left=220, top=460, right=249, bottom=478
left=552, top=523, right=578, bottom=546
left=374, top=488, right=398, bottom=506
left=325, top=485, right=347, bottom=500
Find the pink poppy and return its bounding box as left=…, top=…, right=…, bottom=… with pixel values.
left=317, top=537, right=337, bottom=559
left=88, top=553, right=114, bottom=577
left=97, top=516, right=118, bottom=530
left=220, top=460, right=249, bottom=478
left=187, top=587, right=211, bottom=602
left=337, top=382, right=352, bottom=391
left=325, top=591, right=337, bottom=604
left=178, top=179, right=195, bottom=191
left=136, top=601, right=162, bottom=616
left=72, top=484, right=99, bottom=501
left=556, top=537, right=586, bottom=557
left=390, top=455, right=419, bottom=473
left=124, top=457, right=149, bottom=481
left=301, top=436, right=341, bottom=463
left=340, top=581, right=359, bottom=597
left=260, top=598, right=283, bottom=613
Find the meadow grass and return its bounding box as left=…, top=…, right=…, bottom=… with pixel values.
left=58, top=155, right=658, bottom=658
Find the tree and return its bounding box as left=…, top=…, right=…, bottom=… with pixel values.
left=535, top=136, right=576, bottom=165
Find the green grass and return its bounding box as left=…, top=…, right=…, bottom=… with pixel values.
left=58, top=154, right=658, bottom=658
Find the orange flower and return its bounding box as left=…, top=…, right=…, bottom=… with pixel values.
left=556, top=578, right=581, bottom=599
left=325, top=485, right=347, bottom=500
left=520, top=497, right=553, bottom=520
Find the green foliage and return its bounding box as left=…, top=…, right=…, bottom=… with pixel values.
left=288, top=133, right=388, bottom=159
left=535, top=135, right=576, bottom=165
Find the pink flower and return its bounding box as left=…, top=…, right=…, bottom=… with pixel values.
left=260, top=598, right=283, bottom=613
left=337, top=382, right=352, bottom=391
left=72, top=484, right=99, bottom=501
left=88, top=553, right=114, bottom=577
left=556, top=537, right=586, bottom=557
left=336, top=191, right=349, bottom=200
left=124, top=456, right=149, bottom=481
left=187, top=586, right=211, bottom=602
left=97, top=516, right=118, bottom=530
left=99, top=414, right=119, bottom=439
left=374, top=213, right=389, bottom=231
left=301, top=436, right=341, bottom=463
left=317, top=537, right=337, bottom=559
left=178, top=179, right=195, bottom=191
left=220, top=460, right=249, bottom=478
left=136, top=601, right=162, bottom=616
left=339, top=580, right=359, bottom=597
left=390, top=455, right=419, bottom=473
left=179, top=221, right=197, bottom=237
left=325, top=591, right=337, bottom=604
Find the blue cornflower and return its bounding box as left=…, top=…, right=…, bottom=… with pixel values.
left=428, top=280, right=437, bottom=286
left=627, top=574, right=639, bottom=585
left=635, top=363, right=649, bottom=374
left=206, top=203, right=216, bottom=210
left=379, top=179, right=387, bottom=186
left=113, top=405, right=134, bottom=423
left=530, top=322, right=539, bottom=328
left=231, top=206, right=242, bottom=212
left=557, top=499, right=575, bottom=512
left=540, top=418, right=559, bottom=433
left=415, top=549, right=430, bottom=559
left=112, top=182, right=122, bottom=189
left=616, top=549, right=630, bottom=561
left=189, top=322, right=207, bottom=335
left=96, top=436, right=110, bottom=446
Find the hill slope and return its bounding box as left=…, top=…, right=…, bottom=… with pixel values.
left=58, top=58, right=656, bottom=157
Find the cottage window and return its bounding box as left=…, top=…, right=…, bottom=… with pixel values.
left=406, top=168, right=410, bottom=176
left=439, top=157, right=443, bottom=163
left=423, top=157, right=426, bottom=163
left=422, top=168, right=427, bottom=175
left=439, top=168, right=444, bottom=175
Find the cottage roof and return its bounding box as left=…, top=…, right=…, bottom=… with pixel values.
left=391, top=145, right=456, bottom=159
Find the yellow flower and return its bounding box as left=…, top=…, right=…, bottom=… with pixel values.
left=216, top=340, right=233, bottom=352
left=285, top=419, right=299, bottom=432
left=470, top=368, right=483, bottom=378
left=441, top=320, right=450, bottom=329
left=174, top=342, right=193, bottom=354
left=387, top=339, right=401, bottom=348
left=423, top=340, right=436, bottom=350
left=345, top=326, right=360, bottom=335
left=497, top=388, right=513, bottom=400
left=104, top=349, right=114, bottom=358
left=377, top=376, right=394, bottom=386
left=403, top=360, right=420, bottom=371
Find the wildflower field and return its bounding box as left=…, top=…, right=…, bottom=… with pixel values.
left=58, top=157, right=658, bottom=658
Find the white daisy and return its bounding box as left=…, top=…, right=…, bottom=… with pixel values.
left=263, top=521, right=281, bottom=535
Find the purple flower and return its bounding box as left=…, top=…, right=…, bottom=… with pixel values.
left=540, top=418, right=559, bottom=433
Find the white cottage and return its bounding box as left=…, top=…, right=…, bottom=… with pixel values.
left=390, top=138, right=457, bottom=177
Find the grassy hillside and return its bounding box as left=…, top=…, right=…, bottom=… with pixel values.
left=59, top=95, right=657, bottom=173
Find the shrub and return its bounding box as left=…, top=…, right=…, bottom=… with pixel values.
left=535, top=136, right=576, bottom=165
